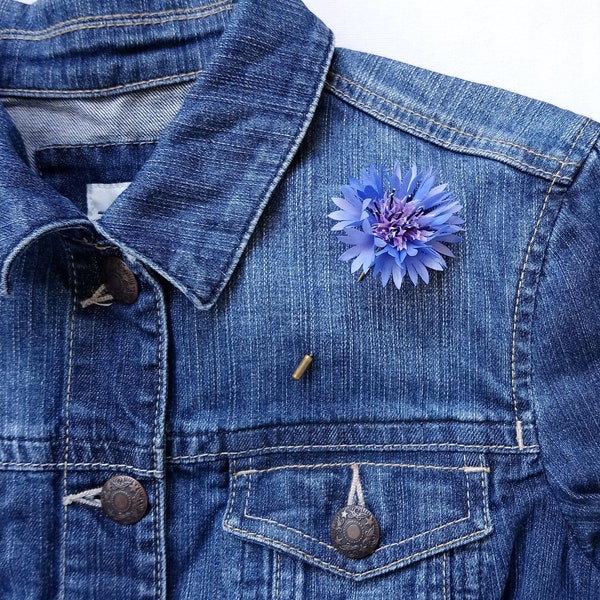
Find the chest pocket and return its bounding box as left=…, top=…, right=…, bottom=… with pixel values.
left=223, top=450, right=492, bottom=581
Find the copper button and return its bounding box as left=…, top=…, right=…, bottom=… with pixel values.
left=100, top=475, right=148, bottom=525
left=99, top=256, right=139, bottom=304
left=330, top=504, right=380, bottom=559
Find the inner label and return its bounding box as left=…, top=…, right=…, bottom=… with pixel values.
left=86, top=182, right=131, bottom=221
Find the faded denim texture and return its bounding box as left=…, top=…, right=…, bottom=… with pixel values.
left=0, top=0, right=599, bottom=598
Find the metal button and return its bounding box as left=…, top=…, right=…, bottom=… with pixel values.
left=100, top=475, right=148, bottom=525
left=99, top=256, right=139, bottom=304
left=330, top=504, right=380, bottom=559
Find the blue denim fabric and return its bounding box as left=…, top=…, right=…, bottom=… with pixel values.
left=0, top=0, right=599, bottom=598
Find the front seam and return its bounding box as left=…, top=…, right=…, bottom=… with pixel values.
left=152, top=281, right=163, bottom=600
left=58, top=236, right=77, bottom=600
left=0, top=443, right=537, bottom=472
left=168, top=441, right=539, bottom=463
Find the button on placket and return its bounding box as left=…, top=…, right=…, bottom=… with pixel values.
left=99, top=255, right=139, bottom=304
left=100, top=475, right=149, bottom=525
left=59, top=236, right=167, bottom=597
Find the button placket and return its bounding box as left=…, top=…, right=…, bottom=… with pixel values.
left=58, top=236, right=167, bottom=598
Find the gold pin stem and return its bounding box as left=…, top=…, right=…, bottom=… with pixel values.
left=292, top=353, right=314, bottom=380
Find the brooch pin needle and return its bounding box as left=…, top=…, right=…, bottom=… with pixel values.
left=292, top=353, right=314, bottom=380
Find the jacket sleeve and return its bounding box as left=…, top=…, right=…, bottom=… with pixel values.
left=531, top=139, right=600, bottom=567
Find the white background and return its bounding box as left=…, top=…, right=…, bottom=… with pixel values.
left=304, top=0, right=600, bottom=122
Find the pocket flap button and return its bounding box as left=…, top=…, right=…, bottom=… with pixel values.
left=330, top=504, right=380, bottom=559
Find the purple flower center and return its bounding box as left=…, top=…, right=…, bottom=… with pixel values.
left=370, top=192, right=428, bottom=251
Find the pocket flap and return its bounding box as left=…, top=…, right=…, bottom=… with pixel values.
left=224, top=453, right=492, bottom=580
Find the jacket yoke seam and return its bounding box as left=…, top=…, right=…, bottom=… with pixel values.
left=0, top=0, right=232, bottom=40
left=168, top=441, right=539, bottom=463
left=328, top=72, right=579, bottom=167
left=325, top=80, right=577, bottom=184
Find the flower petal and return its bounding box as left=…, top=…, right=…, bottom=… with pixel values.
left=331, top=164, right=463, bottom=289
left=392, top=263, right=405, bottom=288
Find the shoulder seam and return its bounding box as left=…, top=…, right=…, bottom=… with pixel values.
left=324, top=72, right=584, bottom=185
left=329, top=72, right=577, bottom=166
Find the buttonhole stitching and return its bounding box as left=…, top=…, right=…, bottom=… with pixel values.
left=62, top=486, right=103, bottom=508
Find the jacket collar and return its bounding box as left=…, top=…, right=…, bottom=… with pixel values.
left=0, top=0, right=334, bottom=309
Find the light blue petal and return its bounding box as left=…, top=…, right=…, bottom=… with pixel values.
left=339, top=246, right=361, bottom=261
left=392, top=263, right=405, bottom=288
left=328, top=210, right=352, bottom=221
left=406, top=261, right=418, bottom=285
left=413, top=259, right=430, bottom=283
left=430, top=241, right=455, bottom=257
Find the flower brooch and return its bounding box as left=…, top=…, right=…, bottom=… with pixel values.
left=329, top=165, right=464, bottom=288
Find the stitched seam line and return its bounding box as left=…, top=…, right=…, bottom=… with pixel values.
left=442, top=553, right=448, bottom=600
left=0, top=0, right=229, bottom=34
left=224, top=521, right=488, bottom=579
left=153, top=481, right=160, bottom=600
left=0, top=446, right=533, bottom=471
left=168, top=441, right=538, bottom=462
left=153, top=291, right=162, bottom=599
left=0, top=460, right=160, bottom=475
left=59, top=238, right=77, bottom=600
left=510, top=118, right=591, bottom=440
left=480, top=455, right=490, bottom=531
left=225, top=459, right=238, bottom=526
left=274, top=553, right=281, bottom=600
left=0, top=69, right=202, bottom=96
left=0, top=1, right=232, bottom=40
left=328, top=72, right=581, bottom=166
left=37, top=140, right=158, bottom=152
left=234, top=462, right=490, bottom=477
left=326, top=83, right=575, bottom=184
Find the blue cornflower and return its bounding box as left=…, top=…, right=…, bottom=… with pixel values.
left=329, top=165, right=464, bottom=288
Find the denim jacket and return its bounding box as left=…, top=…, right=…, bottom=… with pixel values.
left=1, top=0, right=599, bottom=598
